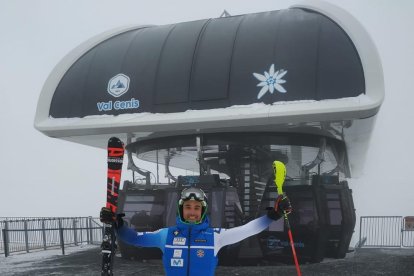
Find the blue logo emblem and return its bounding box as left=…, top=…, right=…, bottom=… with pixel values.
left=107, top=73, right=130, bottom=97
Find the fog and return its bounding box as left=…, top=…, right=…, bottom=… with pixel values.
left=1, top=0, right=413, bottom=233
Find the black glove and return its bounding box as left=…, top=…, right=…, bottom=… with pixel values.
left=267, top=194, right=292, bottom=220
left=100, top=207, right=125, bottom=228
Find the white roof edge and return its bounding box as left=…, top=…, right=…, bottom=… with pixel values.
left=290, top=0, right=384, bottom=108
left=35, top=95, right=377, bottom=138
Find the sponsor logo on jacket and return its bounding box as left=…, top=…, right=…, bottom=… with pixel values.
left=171, top=258, right=184, bottom=267
left=173, top=237, right=186, bottom=245
left=173, top=249, right=182, bottom=258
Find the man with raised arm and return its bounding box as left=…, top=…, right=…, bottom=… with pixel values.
left=100, top=187, right=291, bottom=276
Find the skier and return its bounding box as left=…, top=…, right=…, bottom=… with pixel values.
left=100, top=187, right=292, bottom=276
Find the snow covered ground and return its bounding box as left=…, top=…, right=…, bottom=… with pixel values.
left=0, top=245, right=413, bottom=276
left=0, top=244, right=99, bottom=275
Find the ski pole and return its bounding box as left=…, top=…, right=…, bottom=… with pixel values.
left=272, top=161, right=302, bottom=276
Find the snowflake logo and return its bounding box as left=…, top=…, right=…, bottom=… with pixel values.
left=253, top=64, right=287, bottom=100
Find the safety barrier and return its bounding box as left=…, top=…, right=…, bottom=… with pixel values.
left=402, top=216, right=414, bottom=247
left=359, top=216, right=414, bottom=248
left=0, top=217, right=103, bottom=257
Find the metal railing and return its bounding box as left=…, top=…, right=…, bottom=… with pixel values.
left=402, top=216, right=414, bottom=247
left=359, top=216, right=414, bottom=248
left=1, top=217, right=103, bottom=257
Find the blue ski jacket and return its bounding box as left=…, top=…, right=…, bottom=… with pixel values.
left=117, top=215, right=273, bottom=276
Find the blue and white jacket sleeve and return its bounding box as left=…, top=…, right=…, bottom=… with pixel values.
left=116, top=226, right=168, bottom=253
left=213, top=215, right=273, bottom=256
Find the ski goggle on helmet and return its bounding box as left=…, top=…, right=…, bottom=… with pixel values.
left=178, top=187, right=208, bottom=223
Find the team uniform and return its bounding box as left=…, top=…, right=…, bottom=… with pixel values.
left=100, top=187, right=290, bottom=275
left=117, top=215, right=273, bottom=276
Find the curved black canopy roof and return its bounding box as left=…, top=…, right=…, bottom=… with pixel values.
left=50, top=8, right=364, bottom=118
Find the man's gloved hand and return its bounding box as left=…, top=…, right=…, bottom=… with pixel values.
left=100, top=207, right=115, bottom=223
left=100, top=207, right=125, bottom=228
left=267, top=194, right=292, bottom=220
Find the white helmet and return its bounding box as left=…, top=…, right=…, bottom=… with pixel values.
left=178, top=187, right=208, bottom=223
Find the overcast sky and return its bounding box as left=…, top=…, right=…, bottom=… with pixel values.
left=1, top=0, right=413, bottom=220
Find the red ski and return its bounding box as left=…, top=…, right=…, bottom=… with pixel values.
left=101, top=137, right=124, bottom=276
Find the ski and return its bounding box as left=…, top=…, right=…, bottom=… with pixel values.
left=272, top=161, right=301, bottom=276
left=101, top=137, right=125, bottom=276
